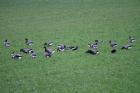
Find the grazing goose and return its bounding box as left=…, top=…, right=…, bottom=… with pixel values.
left=86, top=49, right=99, bottom=55
left=57, top=44, right=66, bottom=51
left=20, top=48, right=33, bottom=54
left=121, top=44, right=132, bottom=50
left=25, top=38, right=33, bottom=46
left=68, top=46, right=79, bottom=51
left=44, top=47, right=55, bottom=58
left=128, top=36, right=136, bottom=43
left=44, top=41, right=53, bottom=47
left=30, top=51, right=37, bottom=58
left=11, top=52, right=22, bottom=60
left=109, top=40, right=117, bottom=47
left=3, top=39, right=10, bottom=47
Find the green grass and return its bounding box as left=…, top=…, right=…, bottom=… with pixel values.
left=0, top=0, right=140, bottom=93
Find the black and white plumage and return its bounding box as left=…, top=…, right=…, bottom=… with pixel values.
left=44, top=47, right=55, bottom=58
left=68, top=46, right=79, bottom=51
left=121, top=44, right=132, bottom=50
left=88, top=43, right=98, bottom=49
left=86, top=49, right=99, bottom=55
left=109, top=41, right=117, bottom=53
left=25, top=38, right=33, bottom=46
left=109, top=40, right=117, bottom=47
left=11, top=52, right=22, bottom=60
left=3, top=39, right=10, bottom=47
left=128, top=36, right=136, bottom=43
left=44, top=41, right=53, bottom=47
left=88, top=40, right=102, bottom=49
left=20, top=48, right=33, bottom=54
left=57, top=44, right=66, bottom=52
left=111, top=48, right=117, bottom=53
left=30, top=51, right=37, bottom=58
left=86, top=40, right=100, bottom=55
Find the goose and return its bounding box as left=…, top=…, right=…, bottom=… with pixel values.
left=109, top=42, right=117, bottom=53
left=88, top=43, right=98, bottom=49
left=88, top=40, right=102, bottom=49
left=20, top=48, right=33, bottom=54
left=109, top=40, right=117, bottom=47
left=128, top=36, right=135, bottom=43
left=44, top=47, right=55, bottom=58
left=11, top=52, right=22, bottom=60
left=25, top=38, right=33, bottom=46
left=3, top=39, right=10, bottom=47
left=121, top=44, right=132, bottom=50
left=44, top=41, right=53, bottom=47
left=57, top=44, right=66, bottom=51
left=30, top=51, right=37, bottom=58
left=68, top=46, right=79, bottom=51
left=86, top=49, right=99, bottom=55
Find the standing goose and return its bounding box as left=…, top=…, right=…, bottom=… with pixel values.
left=44, top=47, right=55, bottom=58
left=11, top=52, right=22, bottom=60
left=25, top=38, right=33, bottom=46
left=3, top=39, right=10, bottom=47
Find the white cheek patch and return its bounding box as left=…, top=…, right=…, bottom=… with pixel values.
left=128, top=47, right=132, bottom=49
left=18, top=57, right=22, bottom=59
left=52, top=51, right=55, bottom=54
left=28, top=43, right=33, bottom=46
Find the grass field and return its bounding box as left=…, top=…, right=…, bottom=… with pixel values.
left=0, top=0, right=140, bottom=93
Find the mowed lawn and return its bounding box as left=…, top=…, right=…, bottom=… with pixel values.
left=0, top=0, right=140, bottom=93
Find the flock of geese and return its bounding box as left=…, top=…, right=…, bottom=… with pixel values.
left=3, top=36, right=136, bottom=60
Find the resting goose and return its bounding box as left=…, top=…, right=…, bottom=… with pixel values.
left=20, top=48, right=33, bottom=54
left=88, top=39, right=102, bottom=49
left=86, top=49, right=99, bottom=55
left=128, top=36, right=135, bottom=43
left=44, top=41, right=53, bottom=47
left=109, top=40, right=117, bottom=47
left=121, top=44, right=132, bottom=50
left=25, top=38, right=33, bottom=46
left=57, top=44, right=66, bottom=51
left=3, top=39, right=10, bottom=47
left=88, top=43, right=98, bottom=49
left=11, top=52, right=22, bottom=60
left=109, top=42, right=117, bottom=53
left=44, top=47, right=55, bottom=58
left=30, top=51, right=37, bottom=58
left=68, top=46, right=79, bottom=51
